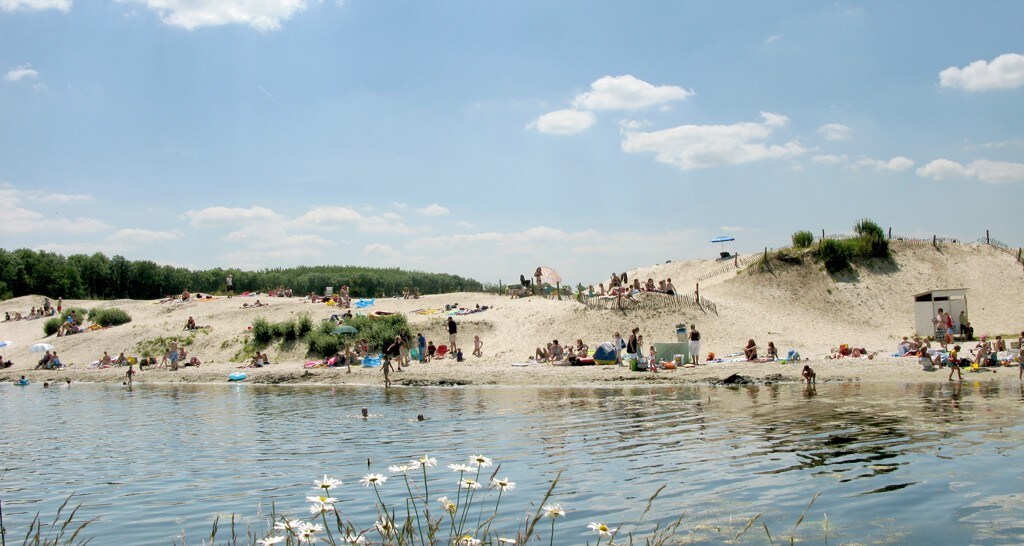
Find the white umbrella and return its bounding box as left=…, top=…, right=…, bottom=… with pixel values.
left=29, top=343, right=54, bottom=353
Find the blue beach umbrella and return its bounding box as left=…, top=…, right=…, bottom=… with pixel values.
left=710, top=236, right=735, bottom=252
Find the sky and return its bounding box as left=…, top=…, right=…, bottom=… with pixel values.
left=2, top=1, right=1022, bottom=286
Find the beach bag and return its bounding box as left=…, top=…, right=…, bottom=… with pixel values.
left=787, top=350, right=801, bottom=361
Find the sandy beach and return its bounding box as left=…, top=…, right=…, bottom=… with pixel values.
left=2, top=241, right=1022, bottom=388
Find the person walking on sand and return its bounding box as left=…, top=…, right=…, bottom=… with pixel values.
left=689, top=324, right=701, bottom=365
left=126, top=363, right=136, bottom=387
left=447, top=316, right=458, bottom=354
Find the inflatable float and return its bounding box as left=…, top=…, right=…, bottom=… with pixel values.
left=228, top=372, right=247, bottom=382
left=15, top=378, right=30, bottom=386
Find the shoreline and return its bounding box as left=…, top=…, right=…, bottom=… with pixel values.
left=5, top=354, right=1020, bottom=389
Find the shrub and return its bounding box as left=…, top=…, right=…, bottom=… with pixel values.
left=791, top=230, right=815, bottom=248
left=251, top=318, right=274, bottom=347
left=43, top=317, right=63, bottom=336
left=853, top=218, right=889, bottom=259
left=275, top=318, right=299, bottom=342
left=90, top=308, right=132, bottom=327
left=61, top=307, right=88, bottom=325
left=306, top=332, right=342, bottom=358
left=345, top=314, right=410, bottom=352
left=816, top=239, right=854, bottom=274
left=296, top=314, right=313, bottom=337
left=854, top=218, right=885, bottom=240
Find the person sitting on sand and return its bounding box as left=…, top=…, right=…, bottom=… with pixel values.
left=919, top=347, right=935, bottom=371
left=100, top=351, right=113, bottom=368
left=35, top=350, right=53, bottom=369
left=535, top=343, right=551, bottom=361
left=897, top=337, right=913, bottom=355
left=426, top=341, right=436, bottom=361
left=3, top=312, right=9, bottom=321
left=181, top=289, right=191, bottom=301
left=802, top=365, right=816, bottom=384
left=744, top=340, right=758, bottom=361
left=115, top=352, right=128, bottom=366
left=645, top=278, right=656, bottom=292
left=550, top=340, right=564, bottom=361
left=49, top=352, right=62, bottom=369
left=973, top=337, right=991, bottom=366
left=575, top=339, right=589, bottom=358
left=184, top=316, right=197, bottom=330
left=187, top=356, right=201, bottom=367
left=765, top=341, right=778, bottom=360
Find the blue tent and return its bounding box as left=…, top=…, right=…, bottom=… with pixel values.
left=593, top=342, right=617, bottom=365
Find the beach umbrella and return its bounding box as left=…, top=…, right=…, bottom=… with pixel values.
left=333, top=325, right=358, bottom=335
left=0, top=341, right=12, bottom=348
left=537, top=266, right=561, bottom=286
left=710, top=236, right=735, bottom=252
left=29, top=343, right=54, bottom=353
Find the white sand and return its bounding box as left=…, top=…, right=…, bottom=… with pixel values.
left=2, top=242, right=1022, bottom=387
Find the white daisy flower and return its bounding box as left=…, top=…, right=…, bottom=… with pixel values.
left=490, top=477, right=516, bottom=491
left=448, top=463, right=476, bottom=473
left=459, top=478, right=482, bottom=490
left=257, top=536, right=285, bottom=545
left=389, top=464, right=412, bottom=474
left=468, top=454, right=493, bottom=467
left=543, top=504, right=565, bottom=519
left=359, top=473, right=387, bottom=487
left=587, top=522, right=616, bottom=537
left=314, top=475, right=342, bottom=490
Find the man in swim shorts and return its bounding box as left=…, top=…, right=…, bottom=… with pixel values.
left=447, top=317, right=458, bottom=354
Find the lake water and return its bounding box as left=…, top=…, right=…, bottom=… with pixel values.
left=2, top=381, right=1023, bottom=545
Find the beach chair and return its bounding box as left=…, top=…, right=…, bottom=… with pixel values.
left=435, top=345, right=449, bottom=359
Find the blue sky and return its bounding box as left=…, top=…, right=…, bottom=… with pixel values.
left=2, top=1, right=1022, bottom=285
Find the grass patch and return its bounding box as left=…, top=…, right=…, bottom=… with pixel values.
left=89, top=308, right=132, bottom=327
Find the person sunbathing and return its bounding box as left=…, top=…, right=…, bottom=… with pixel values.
left=765, top=341, right=778, bottom=360
left=576, top=339, right=589, bottom=358
left=744, top=340, right=758, bottom=361
left=535, top=344, right=551, bottom=361
left=184, top=316, right=197, bottom=330
left=100, top=351, right=113, bottom=368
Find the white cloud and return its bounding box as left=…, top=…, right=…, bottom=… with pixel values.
left=765, top=34, right=783, bottom=44
left=621, top=112, right=805, bottom=170
left=816, top=123, right=852, bottom=141
left=0, top=0, right=70, bottom=12
left=0, top=183, right=108, bottom=234
left=811, top=153, right=849, bottom=165
left=963, top=138, right=1024, bottom=150
left=939, top=53, right=1024, bottom=91
left=105, top=228, right=182, bottom=245
left=850, top=156, right=915, bottom=172
left=456, top=220, right=474, bottom=229
left=917, top=158, right=1024, bottom=183
left=133, top=0, right=308, bottom=31
left=25, top=190, right=92, bottom=203
left=4, top=64, right=40, bottom=82
left=363, top=243, right=398, bottom=257
left=572, top=75, right=694, bottom=111
left=183, top=205, right=281, bottom=227
left=416, top=203, right=449, bottom=217
left=720, top=226, right=747, bottom=233
left=530, top=109, right=596, bottom=135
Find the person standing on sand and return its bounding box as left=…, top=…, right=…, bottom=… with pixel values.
left=417, top=332, right=427, bottom=363
left=612, top=332, right=624, bottom=365
left=689, top=324, right=701, bottom=365
left=57, top=297, right=62, bottom=313
left=627, top=328, right=639, bottom=357
left=226, top=274, right=233, bottom=296
left=473, top=335, right=483, bottom=357
left=934, top=308, right=948, bottom=349
left=382, top=356, right=394, bottom=388
left=447, top=317, right=458, bottom=354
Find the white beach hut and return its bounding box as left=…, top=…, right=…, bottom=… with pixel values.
left=913, top=289, right=968, bottom=337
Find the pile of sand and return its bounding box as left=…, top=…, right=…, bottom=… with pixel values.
left=1, top=242, right=1021, bottom=387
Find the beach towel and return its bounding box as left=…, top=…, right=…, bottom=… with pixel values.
left=354, top=298, right=376, bottom=308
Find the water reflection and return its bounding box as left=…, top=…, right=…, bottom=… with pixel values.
left=0, top=382, right=1022, bottom=545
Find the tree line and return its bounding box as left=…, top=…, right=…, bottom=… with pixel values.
left=0, top=248, right=483, bottom=301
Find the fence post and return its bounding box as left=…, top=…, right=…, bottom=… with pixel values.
left=986, top=230, right=990, bottom=244
left=933, top=235, right=937, bottom=247
left=695, top=283, right=699, bottom=301
left=821, top=229, right=825, bottom=240
left=888, top=227, right=892, bottom=239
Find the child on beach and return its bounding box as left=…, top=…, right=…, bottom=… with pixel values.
left=948, top=345, right=962, bottom=381
left=648, top=345, right=658, bottom=373
left=126, top=364, right=135, bottom=387
left=382, top=356, right=394, bottom=388
left=473, top=335, right=483, bottom=357
left=802, top=365, right=816, bottom=384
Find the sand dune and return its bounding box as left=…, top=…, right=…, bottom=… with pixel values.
left=2, top=241, right=1021, bottom=387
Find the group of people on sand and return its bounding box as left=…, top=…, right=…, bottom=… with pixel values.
left=4, top=297, right=62, bottom=322
left=743, top=340, right=779, bottom=361
left=34, top=350, right=63, bottom=370
left=534, top=339, right=590, bottom=363
left=400, top=287, right=421, bottom=299
left=592, top=273, right=677, bottom=299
